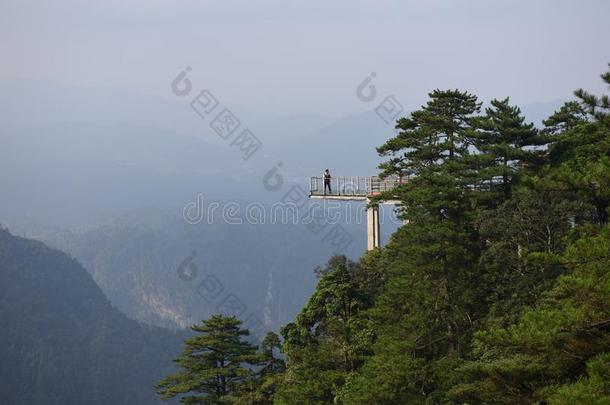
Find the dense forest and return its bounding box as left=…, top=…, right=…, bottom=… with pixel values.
left=0, top=228, right=186, bottom=405
left=156, top=66, right=610, bottom=404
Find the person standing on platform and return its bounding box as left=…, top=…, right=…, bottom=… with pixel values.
left=323, top=169, right=332, bottom=195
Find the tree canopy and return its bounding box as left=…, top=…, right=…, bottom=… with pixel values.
left=158, top=64, right=610, bottom=404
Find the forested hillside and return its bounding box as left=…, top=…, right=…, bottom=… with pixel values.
left=275, top=67, right=610, bottom=404
left=0, top=228, right=185, bottom=405
left=156, top=66, right=610, bottom=404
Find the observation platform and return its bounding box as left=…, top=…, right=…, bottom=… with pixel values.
left=308, top=176, right=406, bottom=202
left=308, top=176, right=407, bottom=250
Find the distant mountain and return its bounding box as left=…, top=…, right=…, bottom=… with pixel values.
left=0, top=227, right=184, bottom=405
left=0, top=78, right=336, bottom=143
left=0, top=122, right=257, bottom=229
left=0, top=79, right=567, bottom=232
left=41, top=205, right=401, bottom=332
left=0, top=81, right=566, bottom=348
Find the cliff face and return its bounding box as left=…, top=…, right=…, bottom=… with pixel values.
left=0, top=227, right=184, bottom=405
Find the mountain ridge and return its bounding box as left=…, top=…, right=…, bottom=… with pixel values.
left=0, top=226, right=184, bottom=405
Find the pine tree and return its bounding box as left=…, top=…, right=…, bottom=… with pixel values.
left=255, top=332, right=285, bottom=404
left=475, top=188, right=582, bottom=329
left=574, top=63, right=610, bottom=121
left=331, top=90, right=487, bottom=403
left=472, top=97, right=542, bottom=200
left=275, top=64, right=610, bottom=405
left=449, top=226, right=610, bottom=404
left=377, top=89, right=481, bottom=179
left=448, top=65, right=610, bottom=404
left=542, top=100, right=588, bottom=137
left=155, top=315, right=258, bottom=404
left=540, top=66, right=610, bottom=224
left=277, top=256, right=369, bottom=404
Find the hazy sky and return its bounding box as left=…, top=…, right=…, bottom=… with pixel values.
left=1, top=0, right=609, bottom=116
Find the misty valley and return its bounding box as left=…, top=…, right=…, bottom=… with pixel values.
left=1, top=2, right=609, bottom=404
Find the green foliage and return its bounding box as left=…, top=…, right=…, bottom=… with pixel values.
left=450, top=227, right=610, bottom=404
left=272, top=65, right=610, bottom=404
left=573, top=63, right=610, bottom=121
left=248, top=332, right=286, bottom=404
left=547, top=352, right=610, bottom=404
left=542, top=101, right=588, bottom=136
left=377, top=88, right=480, bottom=178
left=475, top=188, right=585, bottom=328
left=470, top=97, right=544, bottom=201
left=0, top=228, right=184, bottom=405
left=155, top=315, right=259, bottom=404
left=276, top=256, right=370, bottom=404
left=210, top=331, right=286, bottom=405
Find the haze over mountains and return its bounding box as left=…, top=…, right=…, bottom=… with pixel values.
left=41, top=207, right=370, bottom=331
left=0, top=78, right=565, bottom=332
left=0, top=227, right=184, bottom=405
left=1, top=0, right=608, bottom=401
left=1, top=78, right=563, bottom=228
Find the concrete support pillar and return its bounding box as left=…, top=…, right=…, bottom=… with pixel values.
left=366, top=200, right=380, bottom=250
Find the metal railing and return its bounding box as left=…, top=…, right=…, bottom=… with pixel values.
left=309, top=176, right=407, bottom=197
left=366, top=176, right=408, bottom=195
left=309, top=176, right=367, bottom=196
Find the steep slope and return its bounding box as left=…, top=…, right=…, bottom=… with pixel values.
left=43, top=205, right=401, bottom=331
left=0, top=227, right=184, bottom=405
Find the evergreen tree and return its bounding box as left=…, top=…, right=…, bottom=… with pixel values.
left=277, top=256, right=369, bottom=404
left=251, top=332, right=286, bottom=404
left=228, top=331, right=285, bottom=405
left=332, top=90, right=487, bottom=403
left=542, top=100, right=588, bottom=137
left=377, top=88, right=480, bottom=179
left=475, top=188, right=586, bottom=329
left=375, top=89, right=482, bottom=243
left=449, top=226, right=610, bottom=404
left=547, top=353, right=610, bottom=404
left=574, top=63, right=610, bottom=121
left=272, top=66, right=610, bottom=404
left=155, top=315, right=258, bottom=404
left=447, top=65, right=610, bottom=404
left=539, top=67, right=610, bottom=224
left=472, top=97, right=542, bottom=200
